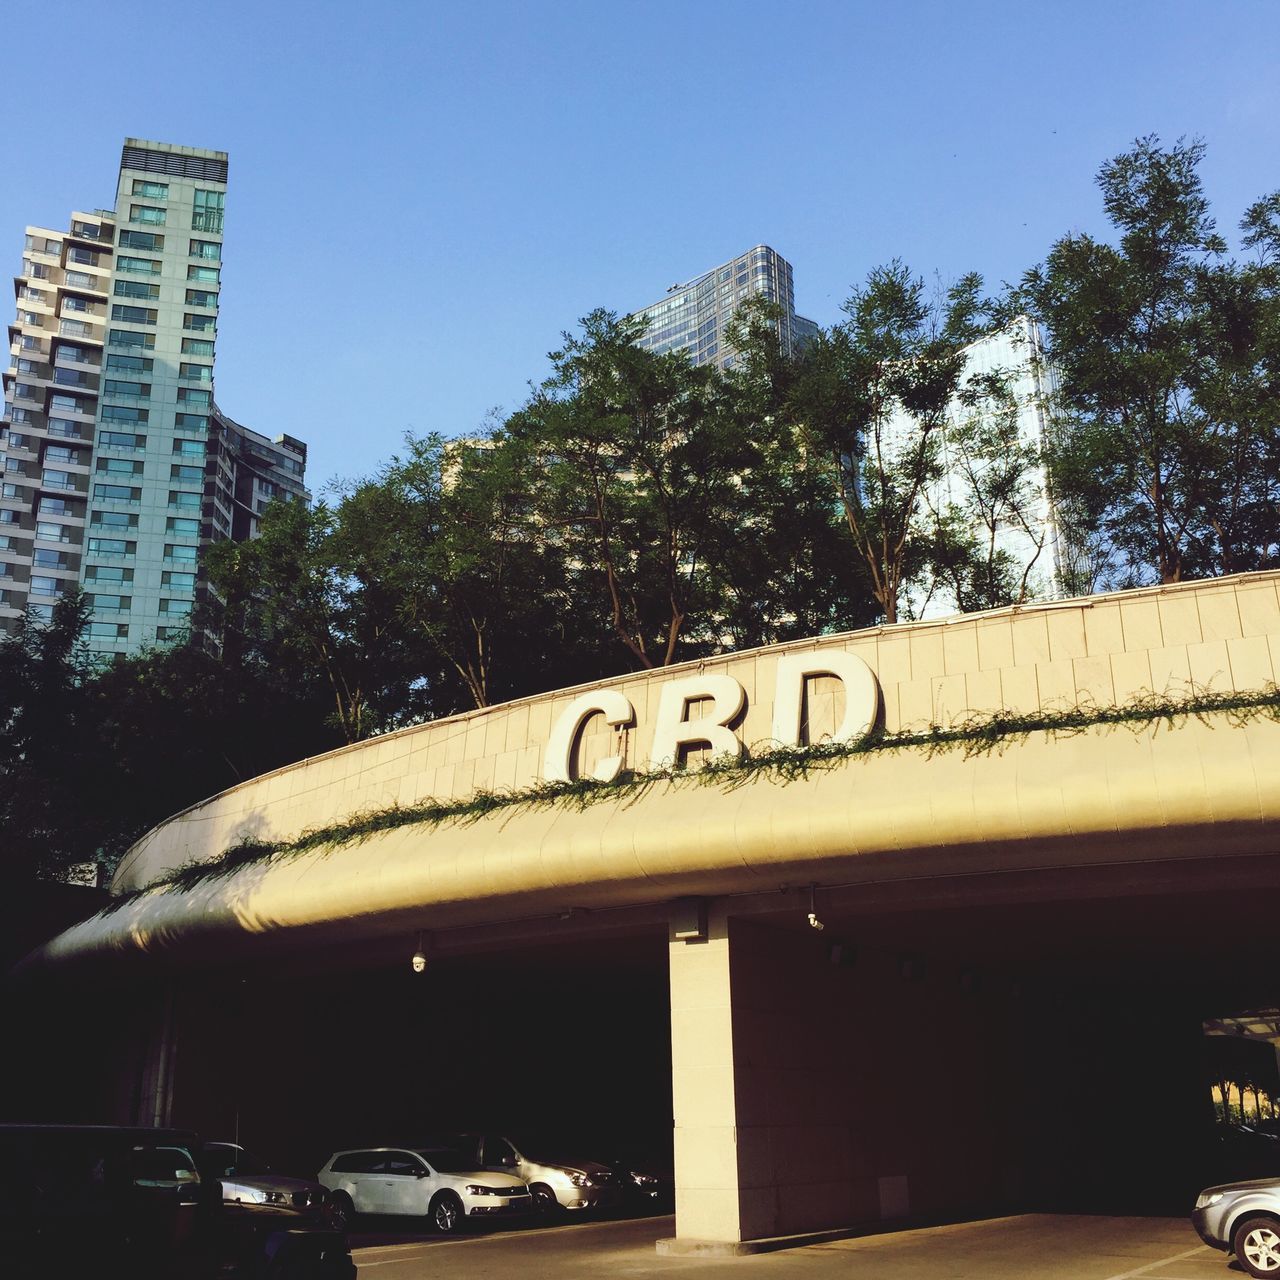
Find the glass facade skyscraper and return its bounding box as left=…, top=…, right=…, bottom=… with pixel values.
left=630, top=245, right=817, bottom=369
left=0, top=138, right=308, bottom=655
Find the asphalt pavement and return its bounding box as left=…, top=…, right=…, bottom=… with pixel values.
left=349, top=1211, right=1235, bottom=1279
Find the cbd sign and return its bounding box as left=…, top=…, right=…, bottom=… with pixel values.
left=544, top=650, right=880, bottom=783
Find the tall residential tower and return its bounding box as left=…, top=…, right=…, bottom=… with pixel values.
left=629, top=245, right=817, bottom=369
left=1, top=139, right=307, bottom=654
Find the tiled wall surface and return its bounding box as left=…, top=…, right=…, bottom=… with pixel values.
left=115, top=572, right=1280, bottom=887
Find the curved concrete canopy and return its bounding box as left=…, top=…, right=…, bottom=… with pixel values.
left=21, top=571, right=1280, bottom=976
left=24, top=712, right=1280, bottom=973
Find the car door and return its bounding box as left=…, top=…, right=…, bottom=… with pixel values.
left=342, top=1151, right=390, bottom=1214
left=379, top=1152, right=430, bottom=1216
left=481, top=1136, right=522, bottom=1178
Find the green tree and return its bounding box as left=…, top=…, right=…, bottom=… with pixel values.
left=0, top=593, right=100, bottom=878
left=772, top=265, right=992, bottom=623
left=511, top=309, right=758, bottom=669
left=1023, top=135, right=1280, bottom=585
left=205, top=499, right=412, bottom=742
left=338, top=431, right=602, bottom=710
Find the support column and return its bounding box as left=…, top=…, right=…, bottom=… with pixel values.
left=134, top=982, right=178, bottom=1128
left=668, top=902, right=742, bottom=1243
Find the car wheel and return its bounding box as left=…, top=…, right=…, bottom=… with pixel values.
left=1235, top=1216, right=1280, bottom=1277
left=326, top=1191, right=355, bottom=1233
left=530, top=1184, right=561, bottom=1218
left=429, top=1191, right=464, bottom=1234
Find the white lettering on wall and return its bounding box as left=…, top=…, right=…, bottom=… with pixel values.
left=540, top=648, right=883, bottom=782
left=648, top=674, right=746, bottom=769
left=544, top=689, right=636, bottom=784
left=771, top=650, right=880, bottom=747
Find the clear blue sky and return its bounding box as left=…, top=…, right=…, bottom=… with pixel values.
left=4, top=0, right=1277, bottom=490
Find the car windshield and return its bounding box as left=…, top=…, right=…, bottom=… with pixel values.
left=204, top=1145, right=271, bottom=1177
left=416, top=1147, right=476, bottom=1174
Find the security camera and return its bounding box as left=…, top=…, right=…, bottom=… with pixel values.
left=411, top=950, right=427, bottom=974
left=807, top=912, right=824, bottom=932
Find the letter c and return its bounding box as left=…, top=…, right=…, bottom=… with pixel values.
left=544, top=689, right=636, bottom=783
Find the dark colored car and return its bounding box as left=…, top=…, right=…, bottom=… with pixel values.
left=602, top=1152, right=673, bottom=1213
left=0, top=1124, right=354, bottom=1279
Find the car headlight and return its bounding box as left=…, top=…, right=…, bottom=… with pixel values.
left=1195, top=1192, right=1224, bottom=1210
left=231, top=1186, right=268, bottom=1204
left=631, top=1173, right=657, bottom=1186
left=465, top=1184, right=504, bottom=1196
left=567, top=1172, right=593, bottom=1188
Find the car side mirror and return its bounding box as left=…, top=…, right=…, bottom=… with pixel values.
left=416, top=1169, right=430, bottom=1178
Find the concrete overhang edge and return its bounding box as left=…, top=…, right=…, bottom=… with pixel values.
left=18, top=712, right=1280, bottom=977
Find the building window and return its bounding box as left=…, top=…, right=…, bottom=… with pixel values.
left=189, top=239, right=221, bottom=260
left=43, top=445, right=82, bottom=464
left=169, top=491, right=201, bottom=510
left=103, top=379, right=150, bottom=398
left=89, top=622, right=130, bottom=639
left=180, top=363, right=213, bottom=382
left=130, top=205, right=166, bottom=226
left=175, top=413, right=209, bottom=432
left=30, top=577, right=62, bottom=597
left=32, top=549, right=68, bottom=569
left=101, top=405, right=148, bottom=423
left=187, top=265, right=220, bottom=284
left=99, top=431, right=145, bottom=450
left=90, top=594, right=131, bottom=610
left=131, top=179, right=168, bottom=199
left=92, top=511, right=138, bottom=529
left=62, top=296, right=91, bottom=313
left=41, top=469, right=75, bottom=490
left=184, top=289, right=217, bottom=308
left=93, top=484, right=140, bottom=501
left=106, top=354, right=153, bottom=374
left=97, top=459, right=144, bottom=477
left=181, top=338, right=215, bottom=357
left=170, top=465, right=204, bottom=483
left=192, top=189, right=224, bottom=233
left=87, top=565, right=133, bottom=584
left=37, top=497, right=75, bottom=516
left=110, top=305, right=157, bottom=324
left=162, top=571, right=196, bottom=590
left=116, top=256, right=161, bottom=276
left=183, top=314, right=215, bottom=333
left=108, top=329, right=155, bottom=350
left=160, top=598, right=192, bottom=616
left=173, top=440, right=206, bottom=457
left=178, top=389, right=211, bottom=409
left=166, top=517, right=200, bottom=535
left=114, top=280, right=160, bottom=300
left=164, top=543, right=198, bottom=562
left=119, top=230, right=163, bottom=252
left=87, top=538, right=134, bottom=555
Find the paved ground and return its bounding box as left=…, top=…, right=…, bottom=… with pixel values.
left=349, top=1211, right=1238, bottom=1279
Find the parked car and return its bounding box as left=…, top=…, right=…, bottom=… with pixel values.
left=317, top=1145, right=531, bottom=1233
left=1193, top=1175, right=1280, bottom=1278
left=0, top=1123, right=354, bottom=1279
left=448, top=1134, right=624, bottom=1216
left=601, top=1151, right=673, bottom=1212
left=199, top=1142, right=329, bottom=1223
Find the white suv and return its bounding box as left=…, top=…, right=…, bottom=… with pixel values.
left=449, top=1134, right=623, bottom=1215
left=317, top=1146, right=530, bottom=1234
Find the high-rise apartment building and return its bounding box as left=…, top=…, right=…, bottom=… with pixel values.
left=630, top=245, right=818, bottom=369
left=0, top=139, right=307, bottom=655
left=895, top=316, right=1076, bottom=619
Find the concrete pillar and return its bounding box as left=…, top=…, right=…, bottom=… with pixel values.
left=134, top=982, right=178, bottom=1128
left=667, top=907, right=1025, bottom=1250
left=668, top=903, right=742, bottom=1243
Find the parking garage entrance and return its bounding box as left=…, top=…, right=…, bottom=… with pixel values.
left=16, top=573, right=1280, bottom=1250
